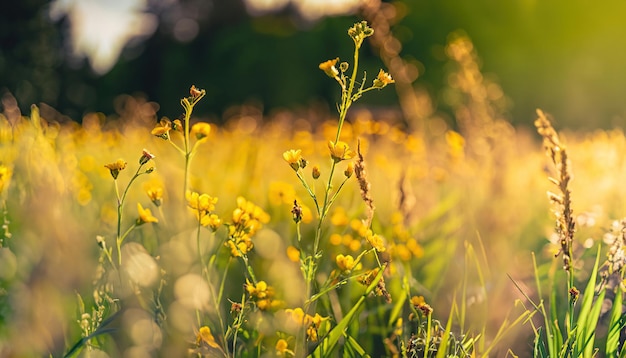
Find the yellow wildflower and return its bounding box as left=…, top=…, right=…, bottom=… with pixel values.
left=151, top=118, right=172, bottom=139
left=104, top=159, right=127, bottom=179
left=286, top=246, right=300, bottom=262
left=284, top=308, right=327, bottom=342
left=410, top=295, right=433, bottom=316
left=335, top=254, right=360, bottom=272
left=191, top=122, right=212, bottom=140
left=364, top=229, right=386, bottom=252
left=187, top=191, right=218, bottom=212
left=283, top=149, right=303, bottom=171
left=196, top=326, right=219, bottom=348
left=0, top=165, right=12, bottom=193
left=311, top=165, right=321, bottom=179
left=344, top=163, right=354, bottom=178
left=373, top=69, right=395, bottom=88
left=137, top=203, right=158, bottom=224
left=319, top=58, right=340, bottom=78
left=144, top=181, right=163, bottom=207
left=328, top=141, right=355, bottom=162
left=276, top=338, right=294, bottom=356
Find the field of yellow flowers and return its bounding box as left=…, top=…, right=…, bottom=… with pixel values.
left=2, top=21, right=626, bottom=358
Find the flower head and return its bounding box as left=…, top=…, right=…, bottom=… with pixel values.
left=137, top=203, right=158, bottom=224
left=196, top=326, right=219, bottom=348
left=319, top=58, right=340, bottom=78
left=104, top=159, right=127, bottom=179
left=328, top=141, right=356, bottom=162
left=139, top=149, right=155, bottom=165
left=336, top=254, right=360, bottom=272
left=276, top=339, right=294, bottom=356
left=348, top=21, right=374, bottom=44
left=191, top=122, right=212, bottom=140
left=283, top=149, right=304, bottom=171
left=151, top=118, right=172, bottom=139
left=373, top=69, right=395, bottom=89
left=144, top=181, right=163, bottom=207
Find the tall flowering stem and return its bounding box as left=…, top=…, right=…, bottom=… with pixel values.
left=104, top=150, right=155, bottom=266
left=306, top=20, right=393, bottom=300
left=181, top=86, right=206, bottom=197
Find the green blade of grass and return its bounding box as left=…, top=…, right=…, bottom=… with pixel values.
left=574, top=246, right=602, bottom=354
left=606, top=287, right=624, bottom=356
left=435, top=301, right=456, bottom=358
left=309, top=265, right=386, bottom=358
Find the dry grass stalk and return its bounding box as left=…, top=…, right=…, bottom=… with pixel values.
left=534, top=109, right=576, bottom=272
left=355, top=139, right=375, bottom=228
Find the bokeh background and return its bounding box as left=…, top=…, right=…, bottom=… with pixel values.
left=3, top=0, right=626, bottom=129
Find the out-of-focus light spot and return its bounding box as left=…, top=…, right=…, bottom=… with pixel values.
left=245, top=0, right=290, bottom=15
left=49, top=0, right=158, bottom=75
left=174, top=273, right=211, bottom=311
left=122, top=242, right=159, bottom=287
left=173, top=18, right=199, bottom=43
left=244, top=0, right=363, bottom=20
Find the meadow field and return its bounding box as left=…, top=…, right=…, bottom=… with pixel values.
left=2, top=21, right=626, bottom=358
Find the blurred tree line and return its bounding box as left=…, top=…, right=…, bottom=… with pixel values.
left=3, top=0, right=626, bottom=128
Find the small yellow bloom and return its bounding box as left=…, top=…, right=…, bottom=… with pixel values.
left=0, top=165, right=12, bottom=193
left=373, top=69, right=395, bottom=88
left=319, top=58, right=340, bottom=78
left=335, top=254, right=356, bottom=272
left=200, top=213, right=221, bottom=231
left=276, top=338, right=294, bottom=356
left=344, top=163, right=354, bottom=178
left=172, top=119, right=183, bottom=132
left=364, top=229, right=386, bottom=252
left=328, top=141, right=355, bottom=162
left=286, top=246, right=300, bottom=262
left=186, top=191, right=218, bottom=212
left=196, top=326, right=219, bottom=348
left=283, top=149, right=303, bottom=171
left=137, top=203, right=158, bottom=224
left=144, top=182, right=163, bottom=207
left=191, top=122, right=212, bottom=140
left=151, top=118, right=172, bottom=139
left=311, top=165, right=321, bottom=179
left=104, top=159, right=127, bottom=179
left=410, top=295, right=433, bottom=316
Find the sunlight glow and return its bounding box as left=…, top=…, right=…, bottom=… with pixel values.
left=49, top=0, right=157, bottom=74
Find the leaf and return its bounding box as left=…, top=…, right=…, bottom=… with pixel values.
left=606, top=288, right=624, bottom=356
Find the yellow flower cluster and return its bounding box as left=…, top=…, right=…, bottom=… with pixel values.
left=227, top=197, right=270, bottom=257
left=245, top=279, right=282, bottom=311
left=186, top=191, right=221, bottom=230
left=284, top=308, right=327, bottom=342
left=388, top=213, right=424, bottom=262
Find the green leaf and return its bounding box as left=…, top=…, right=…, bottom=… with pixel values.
left=574, top=246, right=602, bottom=354
left=606, top=288, right=624, bottom=356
